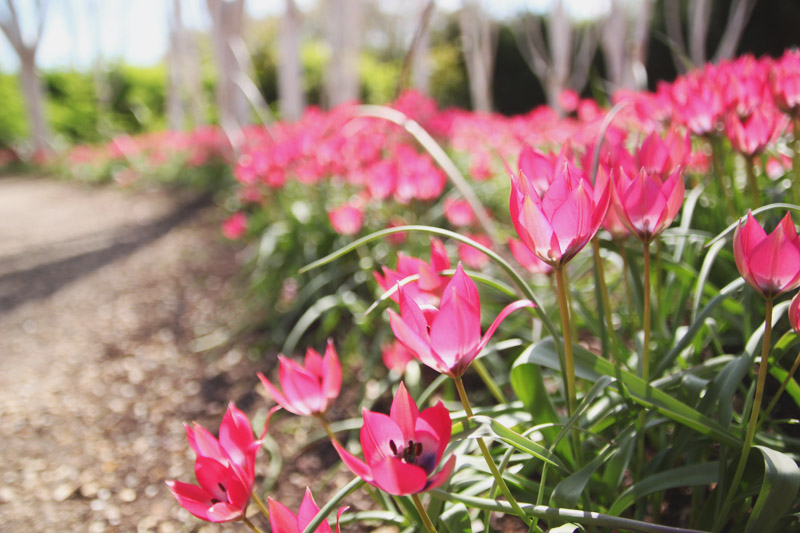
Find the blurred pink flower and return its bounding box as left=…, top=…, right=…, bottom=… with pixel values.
left=333, top=382, right=456, bottom=495
left=443, top=197, right=475, bottom=227
left=329, top=204, right=363, bottom=235
left=457, top=234, right=491, bottom=270
left=508, top=237, right=553, bottom=275
left=790, top=291, right=800, bottom=334
left=382, top=340, right=416, bottom=374
left=222, top=213, right=247, bottom=240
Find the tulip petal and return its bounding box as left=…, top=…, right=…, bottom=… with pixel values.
left=424, top=455, right=457, bottom=492
left=361, top=410, right=403, bottom=464
left=389, top=382, right=419, bottom=443
left=258, top=371, right=306, bottom=416
left=194, top=456, right=229, bottom=500
left=332, top=440, right=373, bottom=483
left=269, top=498, right=302, bottom=533
left=416, top=401, right=453, bottom=464
left=468, top=299, right=535, bottom=371
left=429, top=285, right=480, bottom=373
left=279, top=357, right=324, bottom=414
left=185, top=423, right=224, bottom=460
left=219, top=403, right=255, bottom=473
left=369, top=458, right=428, bottom=495
left=321, top=340, right=342, bottom=406
left=298, top=488, right=330, bottom=533
left=304, top=348, right=324, bottom=377
left=206, top=501, right=246, bottom=523
left=388, top=308, right=449, bottom=374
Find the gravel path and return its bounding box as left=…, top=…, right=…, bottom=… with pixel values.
left=0, top=176, right=260, bottom=533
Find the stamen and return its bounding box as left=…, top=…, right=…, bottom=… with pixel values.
left=218, top=483, right=226, bottom=493
left=389, top=440, right=398, bottom=455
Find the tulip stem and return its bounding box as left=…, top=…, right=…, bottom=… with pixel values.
left=317, top=415, right=341, bottom=446
left=454, top=376, right=533, bottom=527
left=554, top=266, right=577, bottom=417
left=251, top=490, right=270, bottom=521
left=642, top=242, right=652, bottom=383
left=760, top=349, right=800, bottom=427
left=242, top=516, right=266, bottom=533
left=592, top=238, right=623, bottom=368
left=710, top=135, right=737, bottom=220
left=714, top=298, right=774, bottom=532
left=411, top=493, right=438, bottom=533
left=745, top=154, right=761, bottom=208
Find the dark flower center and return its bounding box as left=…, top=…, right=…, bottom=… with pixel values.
left=210, top=483, right=227, bottom=504
left=389, top=439, right=423, bottom=465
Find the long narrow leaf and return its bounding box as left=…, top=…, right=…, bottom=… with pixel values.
left=745, top=446, right=800, bottom=533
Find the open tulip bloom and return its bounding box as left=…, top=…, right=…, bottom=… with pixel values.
left=268, top=488, right=348, bottom=533
left=167, top=403, right=264, bottom=523
left=258, top=340, right=342, bottom=417
left=333, top=382, right=456, bottom=496
left=733, top=211, right=800, bottom=299
left=388, top=263, right=534, bottom=378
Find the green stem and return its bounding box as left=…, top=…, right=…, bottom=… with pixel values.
left=642, top=241, right=652, bottom=382
left=411, top=493, right=437, bottom=533
left=251, top=490, right=270, bottom=521
left=242, top=516, right=267, bottom=533
left=619, top=240, right=636, bottom=324
left=555, top=266, right=577, bottom=417
left=472, top=357, right=507, bottom=404
left=710, top=135, right=737, bottom=220
left=317, top=415, right=340, bottom=446
left=745, top=154, right=761, bottom=208
left=593, top=238, right=623, bottom=368
left=454, top=376, right=533, bottom=527
left=714, top=298, right=774, bottom=532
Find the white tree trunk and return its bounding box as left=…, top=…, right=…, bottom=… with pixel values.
left=19, top=49, right=48, bottom=153
left=278, top=0, right=305, bottom=121
left=460, top=1, right=496, bottom=112
left=325, top=0, right=362, bottom=107
left=166, top=0, right=185, bottom=131
left=207, top=0, right=249, bottom=139
left=411, top=0, right=432, bottom=94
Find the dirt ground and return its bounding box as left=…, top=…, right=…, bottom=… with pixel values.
left=0, top=176, right=362, bottom=533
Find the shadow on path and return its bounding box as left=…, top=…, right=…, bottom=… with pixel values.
left=0, top=194, right=212, bottom=316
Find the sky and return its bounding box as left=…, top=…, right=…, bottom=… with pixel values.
left=0, top=0, right=613, bottom=72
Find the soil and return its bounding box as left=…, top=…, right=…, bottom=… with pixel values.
left=0, top=176, right=367, bottom=533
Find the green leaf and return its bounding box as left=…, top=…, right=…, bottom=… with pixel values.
left=516, top=338, right=741, bottom=448
left=439, top=503, right=473, bottom=533
left=745, top=446, right=800, bottom=533
left=608, top=462, right=719, bottom=516
left=470, top=415, right=569, bottom=473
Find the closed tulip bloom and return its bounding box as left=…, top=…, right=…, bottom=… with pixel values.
left=388, top=263, right=533, bottom=378
left=167, top=403, right=264, bottom=523
left=268, top=488, right=348, bottom=533
left=510, top=147, right=610, bottom=267
left=333, top=382, right=456, bottom=496
left=734, top=211, right=800, bottom=298
left=725, top=107, right=783, bottom=157
left=328, top=204, right=363, bottom=235
left=612, top=164, right=685, bottom=243
left=258, top=340, right=342, bottom=416
left=790, top=292, right=800, bottom=334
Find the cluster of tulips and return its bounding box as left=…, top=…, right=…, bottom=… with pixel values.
left=166, top=50, right=800, bottom=532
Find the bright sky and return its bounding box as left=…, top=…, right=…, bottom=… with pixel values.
left=0, top=0, right=614, bottom=72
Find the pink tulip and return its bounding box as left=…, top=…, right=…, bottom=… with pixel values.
left=382, top=340, right=416, bottom=374
left=611, top=164, right=685, bottom=243
left=258, top=340, right=342, bottom=416
left=222, top=212, right=247, bottom=240
left=167, top=403, right=265, bottom=523
left=509, top=145, right=610, bottom=267
left=789, top=292, right=800, bottom=334
left=268, top=488, right=348, bottom=533
left=508, top=237, right=553, bottom=275
left=772, top=49, right=800, bottom=116
left=374, top=238, right=451, bottom=306
left=725, top=107, right=783, bottom=157
left=329, top=204, right=363, bottom=235
left=443, top=197, right=475, bottom=227
left=388, top=264, right=533, bottom=378
left=333, top=382, right=456, bottom=495
left=733, top=211, right=800, bottom=298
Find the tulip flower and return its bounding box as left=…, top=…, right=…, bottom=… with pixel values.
left=382, top=340, right=416, bottom=374
left=333, top=382, right=456, bottom=496
left=507, top=237, right=553, bottom=275
left=509, top=146, right=610, bottom=267
left=222, top=212, right=247, bottom=240
left=733, top=211, right=800, bottom=298
left=790, top=291, right=800, bottom=334
left=258, top=340, right=342, bottom=417
left=268, top=488, right=348, bottom=533
left=725, top=107, right=783, bottom=157
left=443, top=197, right=475, bottom=227
left=611, top=165, right=685, bottom=243
left=328, top=204, right=363, bottom=235
left=388, top=263, right=533, bottom=378
left=167, top=403, right=264, bottom=523
left=374, top=238, right=451, bottom=306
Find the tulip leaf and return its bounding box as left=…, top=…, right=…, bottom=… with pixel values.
left=516, top=338, right=741, bottom=448
left=471, top=415, right=569, bottom=473
left=705, top=202, right=800, bottom=249
left=745, top=446, right=800, bottom=533
left=607, top=462, right=719, bottom=516
left=438, top=503, right=473, bottom=533
left=691, top=238, right=726, bottom=321
left=549, top=524, right=583, bottom=533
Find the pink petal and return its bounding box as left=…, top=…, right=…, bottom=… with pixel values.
left=205, top=501, right=246, bottom=522
left=361, top=410, right=403, bottom=464
left=258, top=371, right=306, bottom=416
left=279, top=356, right=325, bottom=414
left=430, top=238, right=450, bottom=272
left=332, top=440, right=373, bottom=483
left=467, top=299, right=535, bottom=372
left=304, top=348, right=324, bottom=378
left=185, top=423, right=224, bottom=461
left=388, top=308, right=449, bottom=374
left=321, top=340, right=342, bottom=406
left=269, top=497, right=302, bottom=533
left=219, top=403, right=255, bottom=473
left=416, top=401, right=452, bottom=462
left=334, top=506, right=349, bottom=533
left=298, top=488, right=331, bottom=533
left=424, top=455, right=457, bottom=492
left=369, top=458, right=429, bottom=495
left=194, top=456, right=229, bottom=500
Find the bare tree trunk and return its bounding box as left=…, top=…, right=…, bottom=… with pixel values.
left=207, top=0, right=249, bottom=139
left=0, top=0, right=49, bottom=153
left=411, top=0, right=432, bottom=94
left=167, top=0, right=185, bottom=131
left=460, top=1, right=496, bottom=112
left=325, top=0, right=362, bottom=107
left=601, top=0, right=652, bottom=91
left=714, top=0, right=758, bottom=61
left=278, top=0, right=305, bottom=121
